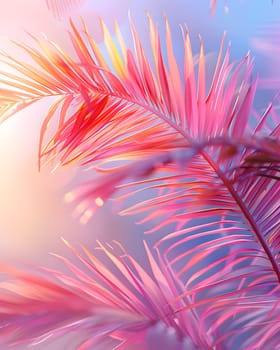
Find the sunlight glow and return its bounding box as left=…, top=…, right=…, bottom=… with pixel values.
left=95, top=197, right=104, bottom=207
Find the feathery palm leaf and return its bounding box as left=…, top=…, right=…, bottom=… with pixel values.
left=0, top=16, right=275, bottom=209
left=0, top=240, right=212, bottom=350
left=2, top=240, right=280, bottom=349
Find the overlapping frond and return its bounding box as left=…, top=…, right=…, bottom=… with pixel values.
left=0, top=240, right=211, bottom=350
left=2, top=239, right=280, bottom=349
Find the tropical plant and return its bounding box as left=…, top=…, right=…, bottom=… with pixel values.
left=0, top=13, right=279, bottom=350
left=0, top=239, right=211, bottom=350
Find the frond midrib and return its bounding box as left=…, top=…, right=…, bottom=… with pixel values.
left=99, top=86, right=280, bottom=283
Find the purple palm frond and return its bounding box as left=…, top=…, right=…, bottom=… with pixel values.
left=1, top=240, right=280, bottom=349
left=0, top=240, right=211, bottom=350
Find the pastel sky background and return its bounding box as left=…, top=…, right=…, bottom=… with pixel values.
left=0, top=1, right=279, bottom=348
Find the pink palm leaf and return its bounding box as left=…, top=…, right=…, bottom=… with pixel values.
left=0, top=240, right=212, bottom=350
left=1, top=240, right=280, bottom=349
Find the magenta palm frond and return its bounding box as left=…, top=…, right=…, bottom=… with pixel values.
left=0, top=17, right=256, bottom=160
left=0, top=240, right=212, bottom=350
left=1, top=240, right=280, bottom=349
left=0, top=16, right=275, bottom=200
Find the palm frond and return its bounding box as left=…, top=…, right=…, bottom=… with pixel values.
left=0, top=240, right=211, bottom=350
left=0, top=17, right=256, bottom=165
left=2, top=239, right=280, bottom=349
